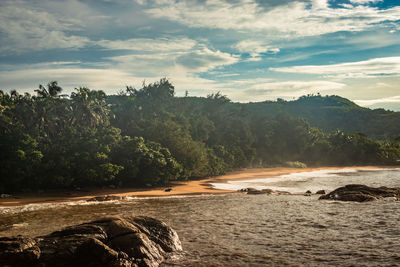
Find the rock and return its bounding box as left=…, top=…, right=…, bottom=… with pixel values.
left=319, top=184, right=400, bottom=202
left=316, top=190, right=326, bottom=195
left=238, top=187, right=257, bottom=193
left=0, top=236, right=40, bottom=267
left=0, top=216, right=181, bottom=267
left=164, top=188, right=172, bottom=192
left=304, top=190, right=312, bottom=196
left=247, top=188, right=274, bottom=195
left=87, top=195, right=126, bottom=202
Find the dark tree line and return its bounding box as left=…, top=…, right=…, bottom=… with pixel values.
left=1, top=79, right=399, bottom=193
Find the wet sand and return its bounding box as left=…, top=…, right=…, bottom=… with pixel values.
left=0, top=166, right=390, bottom=206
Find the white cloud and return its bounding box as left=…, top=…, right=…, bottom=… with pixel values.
left=0, top=0, right=94, bottom=53
left=222, top=80, right=346, bottom=102
left=144, top=0, right=400, bottom=38
left=354, top=95, right=400, bottom=106
left=97, top=37, right=197, bottom=52
left=233, top=40, right=280, bottom=61
left=312, top=0, right=329, bottom=9
left=100, top=36, right=239, bottom=80
left=270, top=57, right=400, bottom=79
left=0, top=67, right=140, bottom=94
left=349, top=0, right=384, bottom=4
left=0, top=65, right=230, bottom=98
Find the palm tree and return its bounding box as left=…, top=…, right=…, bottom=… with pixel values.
left=70, top=87, right=110, bottom=128
left=35, top=81, right=62, bottom=98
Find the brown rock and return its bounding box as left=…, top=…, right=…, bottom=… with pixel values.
left=0, top=236, right=40, bottom=267
left=0, top=216, right=181, bottom=267
left=319, top=184, right=400, bottom=202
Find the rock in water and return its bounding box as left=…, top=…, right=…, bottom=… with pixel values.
left=319, top=184, right=400, bottom=202
left=0, top=216, right=182, bottom=267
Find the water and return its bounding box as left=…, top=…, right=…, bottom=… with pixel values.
left=1, top=168, right=400, bottom=266
left=210, top=168, right=400, bottom=193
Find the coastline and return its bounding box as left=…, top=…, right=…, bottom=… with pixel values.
left=0, top=166, right=393, bottom=207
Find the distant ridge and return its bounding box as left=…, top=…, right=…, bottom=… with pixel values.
left=242, top=95, right=400, bottom=140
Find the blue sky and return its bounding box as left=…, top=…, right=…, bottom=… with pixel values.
left=0, top=0, right=399, bottom=110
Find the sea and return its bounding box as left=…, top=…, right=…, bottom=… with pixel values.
left=1, top=167, right=400, bottom=266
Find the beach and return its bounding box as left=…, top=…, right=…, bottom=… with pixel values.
left=0, top=166, right=390, bottom=206
left=1, top=166, right=400, bottom=266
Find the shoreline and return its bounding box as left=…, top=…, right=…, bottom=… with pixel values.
left=0, top=166, right=395, bottom=207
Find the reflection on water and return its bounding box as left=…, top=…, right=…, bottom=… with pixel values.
left=1, top=168, right=400, bottom=266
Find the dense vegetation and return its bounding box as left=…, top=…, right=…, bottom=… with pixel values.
left=1, top=79, right=399, bottom=193
left=245, top=95, right=400, bottom=140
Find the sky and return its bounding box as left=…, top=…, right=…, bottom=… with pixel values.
left=0, top=0, right=399, bottom=110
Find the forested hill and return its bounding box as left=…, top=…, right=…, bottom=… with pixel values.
left=1, top=79, right=400, bottom=193
left=241, top=95, right=400, bottom=140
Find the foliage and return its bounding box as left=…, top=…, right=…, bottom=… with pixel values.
left=0, top=80, right=399, bottom=193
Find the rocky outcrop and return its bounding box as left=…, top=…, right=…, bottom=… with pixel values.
left=0, top=216, right=181, bottom=267
left=319, top=184, right=400, bottom=202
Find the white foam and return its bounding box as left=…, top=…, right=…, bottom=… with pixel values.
left=211, top=168, right=400, bottom=193
left=0, top=199, right=114, bottom=215
left=0, top=193, right=229, bottom=215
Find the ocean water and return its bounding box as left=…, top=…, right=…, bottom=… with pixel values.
left=1, top=168, right=400, bottom=266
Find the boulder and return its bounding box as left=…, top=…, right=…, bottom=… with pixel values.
left=0, top=216, right=181, bottom=267
left=315, top=190, right=326, bottom=195
left=0, top=236, right=40, bottom=267
left=319, top=184, right=400, bottom=202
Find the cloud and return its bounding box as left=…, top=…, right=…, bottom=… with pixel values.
left=0, top=0, right=96, bottom=54
left=233, top=40, right=280, bottom=61
left=353, top=95, right=400, bottom=111
left=144, top=0, right=400, bottom=38
left=349, top=0, right=384, bottom=4
left=101, top=36, right=239, bottom=79
left=270, top=57, right=400, bottom=79
left=0, top=67, right=140, bottom=94
left=354, top=95, right=400, bottom=106
left=222, top=80, right=346, bottom=102
left=312, top=0, right=329, bottom=9
left=97, top=37, right=197, bottom=52
left=0, top=43, right=238, bottom=95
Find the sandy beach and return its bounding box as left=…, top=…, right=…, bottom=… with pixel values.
left=0, top=166, right=391, bottom=206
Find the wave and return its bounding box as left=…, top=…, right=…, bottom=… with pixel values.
left=0, top=194, right=226, bottom=215
left=210, top=167, right=400, bottom=193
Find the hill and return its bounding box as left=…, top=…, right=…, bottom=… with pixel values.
left=241, top=95, right=400, bottom=140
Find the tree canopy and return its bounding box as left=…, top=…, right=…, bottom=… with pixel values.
left=1, top=79, right=399, bottom=193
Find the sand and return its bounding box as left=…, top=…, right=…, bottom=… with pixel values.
left=0, top=166, right=391, bottom=206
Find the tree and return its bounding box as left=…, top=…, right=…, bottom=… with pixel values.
left=35, top=81, right=62, bottom=98
left=70, top=87, right=110, bottom=128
